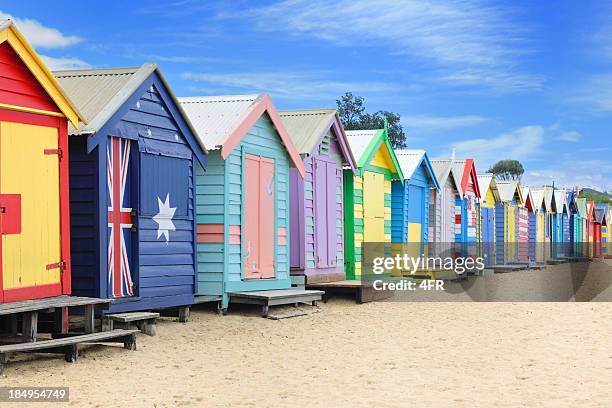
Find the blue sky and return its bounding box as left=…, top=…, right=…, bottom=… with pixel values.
left=2, top=0, right=611, bottom=191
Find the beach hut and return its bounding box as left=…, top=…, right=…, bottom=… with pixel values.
left=179, top=94, right=314, bottom=311
left=429, top=160, right=464, bottom=245
left=605, top=208, right=612, bottom=258
left=594, top=204, right=608, bottom=257
left=343, top=125, right=403, bottom=279
left=529, top=188, right=548, bottom=263
left=575, top=197, right=588, bottom=257
left=552, top=189, right=569, bottom=258
left=0, top=20, right=84, bottom=303
left=477, top=174, right=501, bottom=267
left=520, top=186, right=535, bottom=262
left=277, top=109, right=357, bottom=284
left=495, top=181, right=524, bottom=264
left=54, top=64, right=206, bottom=313
left=566, top=191, right=580, bottom=256
left=451, top=159, right=481, bottom=243
left=391, top=150, right=440, bottom=256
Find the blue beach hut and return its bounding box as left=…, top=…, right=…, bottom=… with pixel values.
left=55, top=64, right=207, bottom=314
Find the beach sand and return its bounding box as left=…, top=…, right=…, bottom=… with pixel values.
left=1, top=261, right=611, bottom=408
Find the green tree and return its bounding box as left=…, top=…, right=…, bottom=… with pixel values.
left=336, top=92, right=407, bottom=148
left=487, top=160, right=525, bottom=181
left=336, top=92, right=365, bottom=130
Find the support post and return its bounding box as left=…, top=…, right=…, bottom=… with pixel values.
left=84, top=305, right=95, bottom=334
left=22, top=311, right=38, bottom=342
left=53, top=307, right=68, bottom=334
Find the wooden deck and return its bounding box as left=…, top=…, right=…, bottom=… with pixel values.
left=0, top=296, right=111, bottom=316
left=0, top=329, right=138, bottom=374
left=306, top=280, right=395, bottom=304
left=228, top=290, right=324, bottom=317
left=493, top=264, right=528, bottom=273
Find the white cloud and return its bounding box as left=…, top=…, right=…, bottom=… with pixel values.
left=450, top=125, right=544, bottom=169
left=0, top=11, right=81, bottom=48
left=403, top=114, right=486, bottom=131
left=242, top=0, right=538, bottom=92
left=568, top=73, right=612, bottom=113
left=181, top=70, right=395, bottom=101
left=523, top=160, right=612, bottom=192
left=558, top=131, right=582, bottom=142
left=40, top=55, right=92, bottom=70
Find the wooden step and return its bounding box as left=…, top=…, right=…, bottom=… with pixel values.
left=102, top=313, right=160, bottom=336
left=0, top=329, right=138, bottom=374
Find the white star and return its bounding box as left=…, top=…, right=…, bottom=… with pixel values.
left=153, top=193, right=176, bottom=242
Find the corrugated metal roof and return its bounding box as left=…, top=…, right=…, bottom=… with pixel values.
left=179, top=94, right=260, bottom=150
left=595, top=204, right=609, bottom=223
left=54, top=66, right=147, bottom=134
left=278, top=109, right=336, bottom=154
left=554, top=189, right=569, bottom=214
left=430, top=158, right=463, bottom=197
left=394, top=149, right=425, bottom=179
left=496, top=181, right=519, bottom=203
left=345, top=129, right=381, bottom=164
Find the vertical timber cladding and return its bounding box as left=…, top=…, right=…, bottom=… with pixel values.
left=180, top=95, right=305, bottom=309
left=0, top=20, right=83, bottom=303
left=344, top=128, right=402, bottom=279
left=56, top=64, right=207, bottom=312
left=278, top=109, right=356, bottom=284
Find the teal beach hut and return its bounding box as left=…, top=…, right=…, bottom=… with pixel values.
left=179, top=94, right=311, bottom=313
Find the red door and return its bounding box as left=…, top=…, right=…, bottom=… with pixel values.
left=243, top=154, right=275, bottom=279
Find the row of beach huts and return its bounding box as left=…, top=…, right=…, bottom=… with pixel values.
left=0, top=20, right=610, bottom=371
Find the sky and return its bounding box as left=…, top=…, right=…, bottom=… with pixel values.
left=2, top=0, right=611, bottom=191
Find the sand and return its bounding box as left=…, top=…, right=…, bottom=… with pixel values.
left=1, top=261, right=612, bottom=408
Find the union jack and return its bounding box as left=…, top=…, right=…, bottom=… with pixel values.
left=107, top=137, right=134, bottom=298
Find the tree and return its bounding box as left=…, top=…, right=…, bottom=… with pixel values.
left=487, top=160, right=524, bottom=181
left=336, top=92, right=364, bottom=130
left=336, top=92, right=407, bottom=148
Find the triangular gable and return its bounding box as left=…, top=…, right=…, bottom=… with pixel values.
left=522, top=187, right=534, bottom=212
left=576, top=198, right=587, bottom=218
left=566, top=191, right=578, bottom=213
left=586, top=201, right=595, bottom=221
left=56, top=64, right=207, bottom=167
left=181, top=94, right=304, bottom=177
left=352, top=127, right=404, bottom=183
left=477, top=174, right=501, bottom=205
left=553, top=190, right=569, bottom=215
left=431, top=159, right=464, bottom=198
left=0, top=20, right=83, bottom=127
left=595, top=205, right=608, bottom=224
left=395, top=149, right=440, bottom=190
left=497, top=181, right=523, bottom=205
left=279, top=109, right=357, bottom=171
left=460, top=159, right=481, bottom=198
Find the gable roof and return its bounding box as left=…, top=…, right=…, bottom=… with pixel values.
left=477, top=173, right=501, bottom=204
left=543, top=187, right=557, bottom=213
left=566, top=191, right=579, bottom=213
left=553, top=189, right=569, bottom=215
left=394, top=149, right=440, bottom=190
left=179, top=94, right=304, bottom=177
left=0, top=19, right=84, bottom=127
left=430, top=159, right=464, bottom=197
left=586, top=200, right=596, bottom=221
left=496, top=181, right=524, bottom=205
left=278, top=108, right=356, bottom=171
left=54, top=63, right=207, bottom=166
left=452, top=159, right=481, bottom=198
left=345, top=126, right=404, bottom=182
left=530, top=188, right=545, bottom=212
left=576, top=197, right=587, bottom=218
left=521, top=186, right=535, bottom=212
left=595, top=204, right=608, bottom=224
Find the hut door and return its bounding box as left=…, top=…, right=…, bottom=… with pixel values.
left=107, top=137, right=136, bottom=298
left=314, top=158, right=337, bottom=268
left=0, top=122, right=62, bottom=298
left=243, top=154, right=275, bottom=279
left=363, top=171, right=385, bottom=242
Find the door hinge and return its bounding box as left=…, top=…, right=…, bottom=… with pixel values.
left=46, top=261, right=67, bottom=271
left=44, top=148, right=63, bottom=158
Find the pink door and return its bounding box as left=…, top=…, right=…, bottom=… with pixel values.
left=243, top=154, right=275, bottom=279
